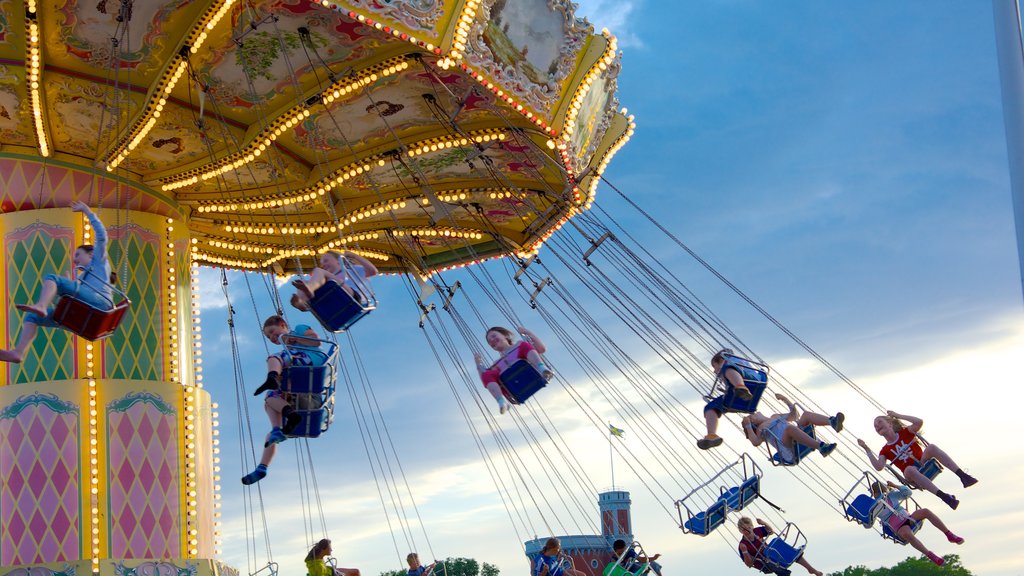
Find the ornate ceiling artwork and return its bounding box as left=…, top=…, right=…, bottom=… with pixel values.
left=0, top=0, right=633, bottom=274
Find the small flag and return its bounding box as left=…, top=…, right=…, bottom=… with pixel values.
left=609, top=424, right=625, bottom=437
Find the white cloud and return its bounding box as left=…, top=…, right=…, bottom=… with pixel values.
left=573, top=0, right=643, bottom=48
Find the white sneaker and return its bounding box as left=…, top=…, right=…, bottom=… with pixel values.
left=499, top=401, right=509, bottom=415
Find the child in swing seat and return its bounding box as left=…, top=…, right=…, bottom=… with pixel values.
left=305, top=539, right=360, bottom=576
left=740, top=393, right=842, bottom=464
left=474, top=326, right=552, bottom=415
left=857, top=410, right=977, bottom=510
left=870, top=480, right=964, bottom=566
left=0, top=202, right=116, bottom=364
left=290, top=250, right=378, bottom=311
left=241, top=315, right=328, bottom=485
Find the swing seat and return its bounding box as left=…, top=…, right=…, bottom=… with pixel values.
left=719, top=475, right=761, bottom=511
left=718, top=354, right=768, bottom=413
left=763, top=538, right=804, bottom=569
left=309, top=280, right=375, bottom=333
left=682, top=499, right=727, bottom=535
left=603, top=562, right=649, bottom=576
left=51, top=296, right=130, bottom=341
left=499, top=359, right=547, bottom=404
left=917, top=458, right=941, bottom=480
left=282, top=363, right=334, bottom=394
left=845, top=494, right=877, bottom=527
left=288, top=408, right=327, bottom=438
left=771, top=425, right=816, bottom=466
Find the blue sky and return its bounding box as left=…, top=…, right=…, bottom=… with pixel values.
left=203, top=3, right=1023, bottom=576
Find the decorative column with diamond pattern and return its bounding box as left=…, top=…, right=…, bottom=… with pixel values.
left=0, top=159, right=229, bottom=576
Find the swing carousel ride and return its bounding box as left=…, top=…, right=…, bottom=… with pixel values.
left=0, top=2, right=974, bottom=576
left=0, top=0, right=632, bottom=575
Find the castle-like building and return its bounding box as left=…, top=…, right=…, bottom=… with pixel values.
left=524, top=490, right=634, bottom=576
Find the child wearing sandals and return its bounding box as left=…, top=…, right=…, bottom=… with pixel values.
left=242, top=315, right=327, bottom=485
left=870, top=480, right=964, bottom=566
left=290, top=250, right=377, bottom=311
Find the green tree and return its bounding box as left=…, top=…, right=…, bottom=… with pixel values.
left=827, top=555, right=973, bottom=576
left=381, top=557, right=499, bottom=576
left=443, top=557, right=480, bottom=576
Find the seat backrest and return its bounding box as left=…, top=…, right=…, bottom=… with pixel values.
left=719, top=357, right=769, bottom=413
left=846, top=494, right=877, bottom=527
left=762, top=538, right=803, bottom=568
left=684, top=499, right=727, bottom=535
left=738, top=475, right=761, bottom=508
left=499, top=359, right=547, bottom=404
left=310, top=281, right=373, bottom=333
left=285, top=408, right=327, bottom=438
left=917, top=458, right=942, bottom=480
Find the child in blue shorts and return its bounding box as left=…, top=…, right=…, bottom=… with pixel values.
left=0, top=202, right=115, bottom=363
left=242, top=315, right=327, bottom=485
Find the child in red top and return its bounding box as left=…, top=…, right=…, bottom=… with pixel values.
left=857, top=411, right=977, bottom=510
left=736, top=517, right=821, bottom=576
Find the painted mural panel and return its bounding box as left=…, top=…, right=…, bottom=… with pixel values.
left=0, top=393, right=81, bottom=565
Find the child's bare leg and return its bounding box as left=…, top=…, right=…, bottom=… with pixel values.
left=267, top=356, right=284, bottom=374
left=265, top=396, right=286, bottom=426
left=905, top=466, right=940, bottom=494
left=294, top=267, right=331, bottom=297
left=783, top=425, right=820, bottom=449
left=898, top=528, right=931, bottom=557
left=259, top=434, right=277, bottom=466
left=796, top=412, right=830, bottom=428
left=290, top=292, right=311, bottom=311
left=795, top=555, right=822, bottom=576
left=705, top=409, right=719, bottom=436
left=912, top=508, right=949, bottom=534
left=0, top=322, right=40, bottom=363
left=921, top=444, right=962, bottom=473
left=17, top=278, right=59, bottom=318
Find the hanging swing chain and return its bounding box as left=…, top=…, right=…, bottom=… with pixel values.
left=221, top=268, right=276, bottom=567
left=601, top=175, right=887, bottom=413
left=537, top=221, right=855, bottom=509
left=344, top=331, right=439, bottom=559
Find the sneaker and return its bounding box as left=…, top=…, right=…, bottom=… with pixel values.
left=241, top=467, right=267, bottom=485
left=697, top=435, right=723, bottom=450
left=264, top=429, right=287, bottom=447
left=734, top=386, right=753, bottom=401
left=939, top=492, right=960, bottom=510
left=499, top=401, right=509, bottom=415
left=945, top=531, right=964, bottom=545
left=830, top=412, right=845, bottom=432
left=542, top=370, right=554, bottom=381
left=818, top=442, right=837, bottom=457
left=957, top=470, right=978, bottom=488
left=282, top=411, right=302, bottom=434
left=925, top=552, right=945, bottom=567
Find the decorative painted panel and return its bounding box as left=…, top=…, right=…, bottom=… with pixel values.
left=0, top=393, right=81, bottom=565
left=106, top=392, right=179, bottom=559
left=104, top=225, right=162, bottom=382
left=5, top=224, right=76, bottom=384
left=465, top=0, right=591, bottom=115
